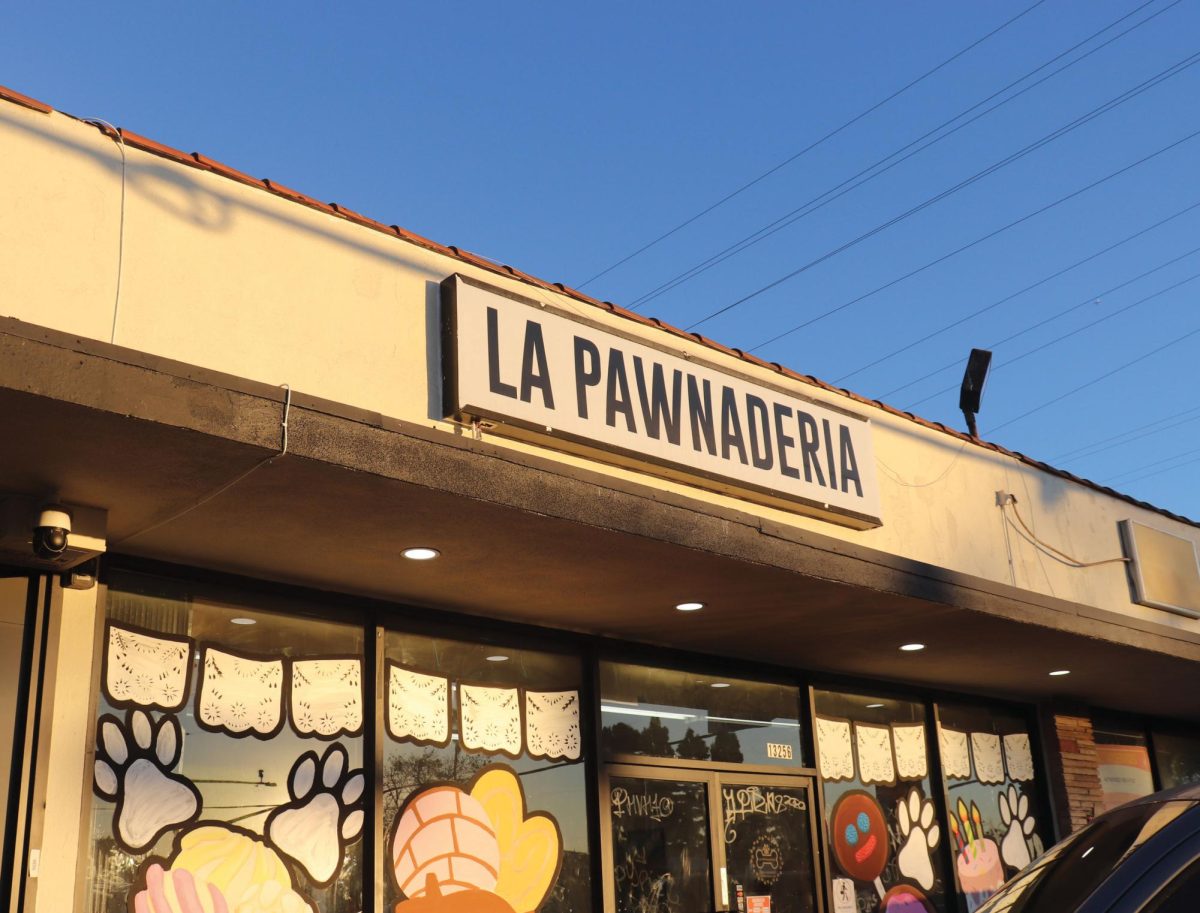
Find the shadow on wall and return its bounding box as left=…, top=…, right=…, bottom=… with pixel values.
left=0, top=106, right=442, bottom=278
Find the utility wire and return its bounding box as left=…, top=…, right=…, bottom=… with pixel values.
left=1102, top=444, right=1200, bottom=483
left=574, top=0, right=1050, bottom=290
left=907, top=267, right=1200, bottom=408
left=836, top=198, right=1200, bottom=385
left=893, top=244, right=1200, bottom=406
left=1049, top=404, right=1200, bottom=461
left=986, top=324, right=1200, bottom=434
left=745, top=118, right=1200, bottom=351
left=1119, top=452, right=1200, bottom=487
left=690, top=51, right=1200, bottom=333
left=629, top=0, right=1176, bottom=310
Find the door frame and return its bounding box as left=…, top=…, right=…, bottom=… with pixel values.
left=599, top=758, right=825, bottom=913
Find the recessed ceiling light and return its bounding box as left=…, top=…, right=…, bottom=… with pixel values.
left=1049, top=669, right=1071, bottom=676
left=486, top=655, right=509, bottom=663
left=230, top=617, right=256, bottom=625
left=675, top=602, right=704, bottom=612
left=899, top=643, right=925, bottom=652
left=866, top=703, right=884, bottom=709
left=402, top=547, right=440, bottom=561
left=711, top=682, right=731, bottom=689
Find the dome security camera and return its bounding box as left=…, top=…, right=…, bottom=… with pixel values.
left=33, top=504, right=72, bottom=560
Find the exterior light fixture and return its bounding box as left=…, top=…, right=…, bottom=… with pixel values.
left=230, top=617, right=256, bottom=625
left=866, top=703, right=885, bottom=709
left=675, top=602, right=704, bottom=612
left=486, top=655, right=510, bottom=663
left=710, top=682, right=731, bottom=689
left=1049, top=669, right=1071, bottom=676
left=959, top=348, right=993, bottom=438
left=402, top=547, right=440, bottom=561
left=900, top=643, right=925, bottom=652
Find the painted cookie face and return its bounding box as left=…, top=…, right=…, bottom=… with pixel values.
left=830, top=790, right=889, bottom=881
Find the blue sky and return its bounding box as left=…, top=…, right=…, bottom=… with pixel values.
left=5, top=0, right=1199, bottom=520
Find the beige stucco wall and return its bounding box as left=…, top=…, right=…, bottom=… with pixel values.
left=2, top=100, right=1197, bottom=640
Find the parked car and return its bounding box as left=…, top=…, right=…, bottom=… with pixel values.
left=978, top=784, right=1200, bottom=912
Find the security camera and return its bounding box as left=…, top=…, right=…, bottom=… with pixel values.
left=33, top=504, right=72, bottom=560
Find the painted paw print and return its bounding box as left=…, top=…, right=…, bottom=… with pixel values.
left=266, top=743, right=364, bottom=886
left=896, top=787, right=940, bottom=891
left=93, top=710, right=201, bottom=853
left=999, top=785, right=1037, bottom=872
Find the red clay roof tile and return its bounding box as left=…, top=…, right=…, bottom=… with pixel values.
left=0, top=89, right=1191, bottom=526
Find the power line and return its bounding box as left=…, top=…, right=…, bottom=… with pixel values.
left=836, top=198, right=1200, bottom=385
left=744, top=119, right=1200, bottom=352
left=1049, top=405, right=1200, bottom=461
left=628, top=0, right=1176, bottom=310
left=890, top=243, right=1200, bottom=405
left=986, top=324, right=1200, bottom=435
left=573, top=0, right=1050, bottom=290
left=689, top=51, right=1200, bottom=333
left=907, top=266, right=1200, bottom=410
left=1102, top=444, right=1200, bottom=483
left=1118, top=452, right=1200, bottom=487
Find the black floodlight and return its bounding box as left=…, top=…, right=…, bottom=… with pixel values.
left=959, top=348, right=992, bottom=438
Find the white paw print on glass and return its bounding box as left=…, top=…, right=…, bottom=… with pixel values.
left=998, top=785, right=1037, bottom=872
left=896, top=787, right=941, bottom=891
left=265, top=742, right=365, bottom=886
left=92, top=710, right=201, bottom=854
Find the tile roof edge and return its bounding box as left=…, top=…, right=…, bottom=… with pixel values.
left=2, top=87, right=1194, bottom=529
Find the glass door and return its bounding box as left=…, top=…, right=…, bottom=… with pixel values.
left=602, top=764, right=821, bottom=913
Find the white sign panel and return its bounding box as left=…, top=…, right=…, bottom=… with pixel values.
left=443, top=276, right=882, bottom=527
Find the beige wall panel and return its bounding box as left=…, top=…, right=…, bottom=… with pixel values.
left=2, top=101, right=1198, bottom=638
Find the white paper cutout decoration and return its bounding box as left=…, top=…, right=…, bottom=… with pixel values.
left=972, top=732, right=1005, bottom=784
left=387, top=664, right=451, bottom=746
left=939, top=726, right=972, bottom=780
left=815, top=716, right=855, bottom=782
left=855, top=722, right=897, bottom=786
left=197, top=647, right=284, bottom=737
left=525, top=690, right=581, bottom=761
left=104, top=624, right=193, bottom=711
left=892, top=723, right=928, bottom=780
left=459, top=684, right=522, bottom=757
left=290, top=658, right=363, bottom=738
left=1004, top=732, right=1035, bottom=782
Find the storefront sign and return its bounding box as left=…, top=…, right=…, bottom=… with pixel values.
left=442, top=275, right=882, bottom=528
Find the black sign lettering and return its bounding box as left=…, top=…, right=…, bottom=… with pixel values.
left=796, top=411, right=825, bottom=486
left=746, top=394, right=773, bottom=471
left=606, top=348, right=637, bottom=432
left=688, top=376, right=717, bottom=456
left=573, top=336, right=601, bottom=419
left=840, top=425, right=863, bottom=496
left=486, top=307, right=518, bottom=399
left=774, top=403, right=799, bottom=480
left=720, top=386, right=749, bottom=464
left=519, top=320, right=555, bottom=409
left=633, top=357, right=683, bottom=445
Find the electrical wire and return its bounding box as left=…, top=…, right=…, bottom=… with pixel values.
left=1101, top=444, right=1200, bottom=484
left=628, top=0, right=1177, bottom=311
left=986, top=324, right=1200, bottom=434
left=836, top=198, right=1200, bottom=386
left=693, top=50, right=1200, bottom=334
left=82, top=118, right=127, bottom=344
left=901, top=252, right=1200, bottom=408
left=1049, top=404, right=1200, bottom=462
left=1000, top=493, right=1130, bottom=567
left=1119, top=452, right=1200, bottom=486
left=573, top=0, right=1050, bottom=290
left=744, top=114, right=1200, bottom=351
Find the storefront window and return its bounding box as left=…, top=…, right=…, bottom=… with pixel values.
left=1093, top=721, right=1156, bottom=812
left=384, top=631, right=592, bottom=913
left=936, top=703, right=1048, bottom=912
left=599, top=661, right=804, bottom=767
left=813, top=689, right=950, bottom=913
left=87, top=571, right=365, bottom=913
left=1151, top=729, right=1200, bottom=790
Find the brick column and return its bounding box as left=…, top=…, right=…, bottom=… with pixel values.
left=1054, top=713, right=1104, bottom=832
